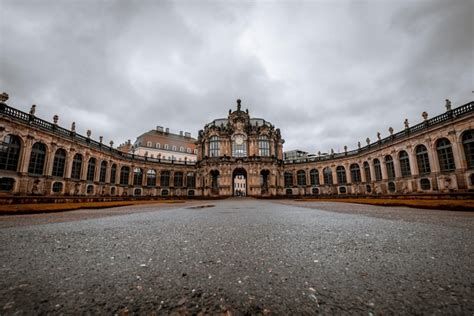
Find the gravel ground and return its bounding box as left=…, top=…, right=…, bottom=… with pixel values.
left=0, top=198, right=473, bottom=315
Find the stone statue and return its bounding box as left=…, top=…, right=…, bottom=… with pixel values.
left=86, top=129, right=91, bottom=138
left=377, top=132, right=381, bottom=141
left=366, top=137, right=370, bottom=145
left=422, top=111, right=428, bottom=120
left=404, top=119, right=409, bottom=129
left=99, top=136, right=103, bottom=143
left=109, top=140, right=114, bottom=147
left=358, top=141, right=361, bottom=149
left=236, top=99, right=241, bottom=111
left=53, top=115, right=59, bottom=124
left=29, top=104, right=36, bottom=116
left=71, top=122, right=76, bottom=132
left=344, top=145, right=347, bottom=153
left=0, top=92, right=9, bottom=102
left=445, top=99, right=452, bottom=111
left=389, top=127, right=394, bottom=135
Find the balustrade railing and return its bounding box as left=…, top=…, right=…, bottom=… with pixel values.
left=284, top=101, right=474, bottom=165
left=0, top=102, right=196, bottom=166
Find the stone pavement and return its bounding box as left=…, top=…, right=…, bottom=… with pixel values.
left=0, top=199, right=472, bottom=314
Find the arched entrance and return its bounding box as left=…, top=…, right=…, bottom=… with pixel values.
left=232, top=168, right=247, bottom=196
left=260, top=169, right=270, bottom=194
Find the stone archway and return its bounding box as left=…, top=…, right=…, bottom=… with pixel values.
left=232, top=168, right=247, bottom=197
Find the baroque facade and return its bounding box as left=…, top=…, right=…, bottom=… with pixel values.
left=0, top=93, right=473, bottom=199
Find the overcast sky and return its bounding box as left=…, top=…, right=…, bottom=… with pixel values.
left=1, top=0, right=472, bottom=153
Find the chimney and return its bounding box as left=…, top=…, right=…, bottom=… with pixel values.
left=165, top=128, right=169, bottom=134
left=156, top=126, right=164, bottom=132
left=185, top=132, right=191, bottom=138
left=179, top=131, right=183, bottom=136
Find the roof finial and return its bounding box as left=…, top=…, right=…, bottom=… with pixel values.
left=236, top=99, right=241, bottom=111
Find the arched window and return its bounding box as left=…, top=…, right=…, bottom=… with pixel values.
left=385, top=155, right=395, bottom=180
left=258, top=136, right=270, bottom=156
left=363, top=161, right=371, bottom=182
left=399, top=151, right=411, bottom=177
left=187, top=148, right=192, bottom=153
left=462, top=130, right=474, bottom=169
left=187, top=172, right=196, bottom=188
left=160, top=171, right=170, bottom=187
left=164, top=144, right=169, bottom=150
left=133, top=168, right=143, bottom=186
left=297, top=170, right=306, bottom=186
left=110, top=164, right=117, bottom=184
left=310, top=169, right=319, bottom=186
left=0, top=134, right=21, bottom=171
left=174, top=172, right=183, bottom=187
left=232, top=134, right=247, bottom=157
left=284, top=172, right=293, bottom=187
left=350, top=164, right=361, bottom=183
left=323, top=167, right=333, bottom=185
left=180, top=146, right=184, bottom=152
left=119, top=166, right=130, bottom=185
left=146, top=169, right=156, bottom=186
left=373, top=159, right=382, bottom=181
left=416, top=145, right=431, bottom=175
left=210, top=170, right=219, bottom=192
left=52, top=149, right=67, bottom=177
left=71, top=154, right=83, bottom=180
left=336, top=166, right=347, bottom=184
left=99, top=161, right=107, bottom=183
left=52, top=182, right=63, bottom=193
left=28, top=142, right=47, bottom=175
left=436, top=138, right=456, bottom=171
left=209, top=136, right=220, bottom=157
left=172, top=145, right=177, bottom=151
left=86, top=158, right=96, bottom=182
left=147, top=141, right=152, bottom=147
left=156, top=143, right=161, bottom=149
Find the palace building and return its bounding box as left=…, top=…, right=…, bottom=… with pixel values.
left=0, top=92, right=473, bottom=199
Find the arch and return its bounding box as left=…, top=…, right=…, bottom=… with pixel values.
left=160, top=170, right=170, bottom=187
left=284, top=171, right=293, bottom=187
left=28, top=142, right=47, bottom=175
left=86, top=184, right=94, bottom=195
left=209, top=136, right=220, bottom=157
left=52, top=181, right=63, bottom=194
left=119, top=166, right=130, bottom=185
left=461, top=130, right=474, bottom=169
left=0, top=134, right=21, bottom=171
left=373, top=159, right=382, bottom=181
left=0, top=177, right=15, bottom=192
left=70, top=153, right=83, bottom=180
left=210, top=169, right=220, bottom=193
left=174, top=171, right=184, bottom=187
left=436, top=138, right=455, bottom=171
left=399, top=151, right=411, bottom=177
left=110, top=163, right=117, bottom=184
left=363, top=161, right=371, bottom=182
left=52, top=148, right=67, bottom=177
left=323, top=167, right=333, bottom=185
left=385, top=155, right=395, bottom=180
left=186, top=172, right=196, bottom=188
left=260, top=169, right=270, bottom=193
left=86, top=157, right=96, bottom=182
left=99, top=161, right=107, bottom=183
left=233, top=168, right=247, bottom=196
left=350, top=164, right=361, bottom=183
left=420, top=178, right=431, bottom=190
left=258, top=136, right=270, bottom=156
left=310, top=169, right=319, bottom=186
left=156, top=143, right=161, bottom=149
left=415, top=144, right=431, bottom=175
left=133, top=167, right=143, bottom=186
left=146, top=169, right=157, bottom=186
left=297, top=170, right=306, bottom=186
left=336, top=166, right=346, bottom=184
left=388, top=182, right=396, bottom=193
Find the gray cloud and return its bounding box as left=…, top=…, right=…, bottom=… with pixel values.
left=1, top=0, right=472, bottom=152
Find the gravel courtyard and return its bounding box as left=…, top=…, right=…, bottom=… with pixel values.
left=0, top=199, right=473, bottom=315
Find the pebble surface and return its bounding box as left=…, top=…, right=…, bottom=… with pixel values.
left=0, top=199, right=473, bottom=315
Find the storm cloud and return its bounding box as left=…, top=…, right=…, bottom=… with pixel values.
left=1, top=0, right=472, bottom=153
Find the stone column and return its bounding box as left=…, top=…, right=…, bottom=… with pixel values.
left=64, top=150, right=75, bottom=179
left=44, top=145, right=56, bottom=177
left=19, top=136, right=34, bottom=174
left=428, top=143, right=440, bottom=173
left=369, top=161, right=376, bottom=183
left=393, top=155, right=402, bottom=178
left=408, top=150, right=419, bottom=176
left=346, top=164, right=352, bottom=184
left=81, top=154, right=89, bottom=181
left=450, top=134, right=466, bottom=170
left=381, top=159, right=388, bottom=180
left=94, top=159, right=101, bottom=182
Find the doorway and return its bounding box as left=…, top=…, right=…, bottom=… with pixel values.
left=232, top=168, right=247, bottom=197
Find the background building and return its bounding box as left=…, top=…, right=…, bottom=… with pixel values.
left=118, top=127, right=197, bottom=162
